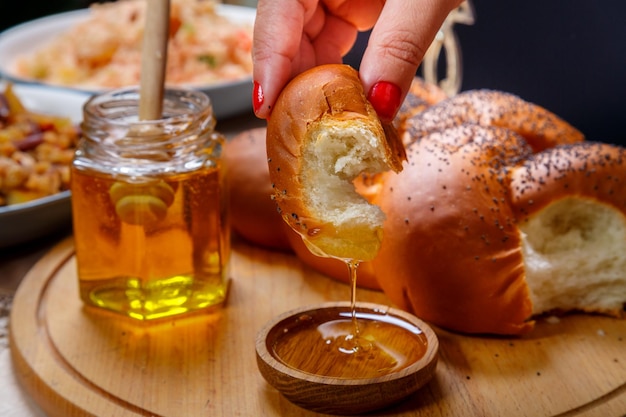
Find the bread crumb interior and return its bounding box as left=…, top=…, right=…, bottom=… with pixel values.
left=521, top=197, right=626, bottom=315
left=299, top=118, right=389, bottom=260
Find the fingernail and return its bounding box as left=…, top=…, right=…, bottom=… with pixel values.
left=367, top=81, right=402, bottom=122
left=253, top=80, right=264, bottom=114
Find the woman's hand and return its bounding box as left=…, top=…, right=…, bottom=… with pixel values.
left=252, top=0, right=462, bottom=122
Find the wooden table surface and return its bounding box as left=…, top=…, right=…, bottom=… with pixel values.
left=2, top=113, right=626, bottom=417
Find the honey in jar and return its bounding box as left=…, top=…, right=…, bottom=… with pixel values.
left=71, top=87, right=230, bottom=320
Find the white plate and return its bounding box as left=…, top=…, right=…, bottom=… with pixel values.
left=0, top=5, right=256, bottom=120
left=0, top=83, right=88, bottom=249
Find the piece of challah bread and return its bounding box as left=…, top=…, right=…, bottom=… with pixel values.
left=224, top=75, right=444, bottom=260
left=224, top=126, right=381, bottom=289
left=265, top=64, right=406, bottom=262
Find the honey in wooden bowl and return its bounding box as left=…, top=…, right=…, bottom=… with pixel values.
left=256, top=301, right=439, bottom=415
left=272, top=305, right=429, bottom=379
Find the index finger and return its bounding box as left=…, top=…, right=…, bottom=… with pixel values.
left=359, top=0, right=462, bottom=121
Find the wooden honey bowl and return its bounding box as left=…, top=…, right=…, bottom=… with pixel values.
left=255, top=301, right=439, bottom=415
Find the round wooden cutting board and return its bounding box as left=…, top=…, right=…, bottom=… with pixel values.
left=9, top=237, right=626, bottom=416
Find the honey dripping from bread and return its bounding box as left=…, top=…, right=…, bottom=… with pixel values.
left=274, top=246, right=428, bottom=378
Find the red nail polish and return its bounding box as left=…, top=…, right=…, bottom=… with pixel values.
left=253, top=80, right=264, bottom=114
left=367, top=81, right=402, bottom=122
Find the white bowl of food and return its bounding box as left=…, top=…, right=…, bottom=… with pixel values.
left=0, top=0, right=255, bottom=120
left=0, top=82, right=88, bottom=249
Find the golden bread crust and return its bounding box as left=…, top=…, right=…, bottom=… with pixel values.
left=403, top=89, right=585, bottom=152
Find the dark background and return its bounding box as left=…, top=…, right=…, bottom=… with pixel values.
left=456, top=0, right=625, bottom=146
left=2, top=0, right=625, bottom=145
left=346, top=1, right=626, bottom=146
left=0, top=1, right=93, bottom=30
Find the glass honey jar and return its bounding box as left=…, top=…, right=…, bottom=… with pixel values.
left=71, top=87, right=230, bottom=320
